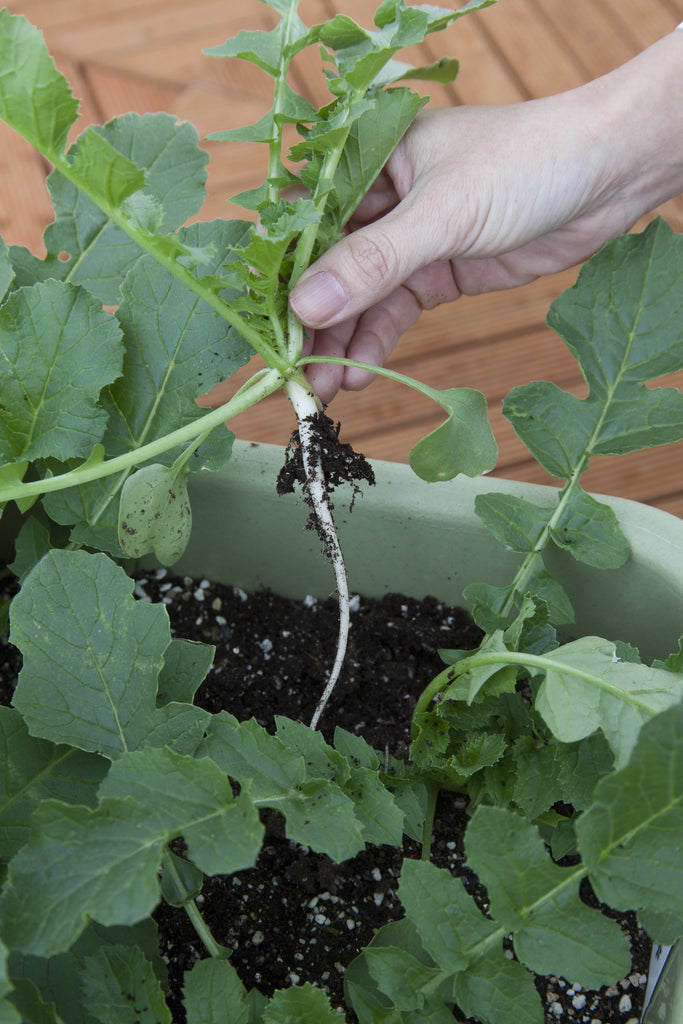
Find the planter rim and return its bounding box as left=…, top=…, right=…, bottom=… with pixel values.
left=173, top=441, right=683, bottom=664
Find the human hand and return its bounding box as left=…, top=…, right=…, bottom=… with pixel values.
left=290, top=31, right=683, bottom=403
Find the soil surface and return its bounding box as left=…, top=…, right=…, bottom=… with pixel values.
left=0, top=572, right=652, bottom=1024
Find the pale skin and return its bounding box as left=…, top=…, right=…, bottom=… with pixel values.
left=290, top=28, right=683, bottom=405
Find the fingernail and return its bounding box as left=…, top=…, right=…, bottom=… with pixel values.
left=290, top=272, right=348, bottom=325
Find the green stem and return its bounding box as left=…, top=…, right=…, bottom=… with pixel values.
left=41, top=147, right=288, bottom=373
left=421, top=784, right=439, bottom=861
left=0, top=368, right=283, bottom=505
left=300, top=355, right=456, bottom=412
left=161, top=851, right=225, bottom=960
left=411, top=648, right=659, bottom=738
left=285, top=93, right=365, bottom=363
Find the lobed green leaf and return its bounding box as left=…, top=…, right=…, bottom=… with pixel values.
left=81, top=944, right=171, bottom=1024
left=0, top=281, right=124, bottom=463
left=156, top=637, right=215, bottom=707
left=465, top=805, right=631, bottom=988
left=43, top=220, right=253, bottom=554
left=7, top=517, right=52, bottom=583
left=0, top=707, right=107, bottom=863
left=409, top=388, right=498, bottom=481
left=328, top=88, right=427, bottom=229
left=182, top=958, right=250, bottom=1024
left=511, top=731, right=613, bottom=819
left=577, top=696, right=683, bottom=925
left=10, top=551, right=170, bottom=759
left=0, top=749, right=263, bottom=958
left=12, top=114, right=209, bottom=306
left=363, top=946, right=445, bottom=1012
left=99, top=747, right=264, bottom=877
left=451, top=952, right=542, bottom=1024
left=262, top=984, right=340, bottom=1024
left=505, top=220, right=683, bottom=475
left=398, top=859, right=497, bottom=975
left=0, top=797, right=169, bottom=957
left=8, top=921, right=165, bottom=1024
left=534, top=636, right=683, bottom=768
left=0, top=10, right=78, bottom=157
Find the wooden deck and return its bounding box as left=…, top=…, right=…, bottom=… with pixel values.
left=1, top=0, right=682, bottom=516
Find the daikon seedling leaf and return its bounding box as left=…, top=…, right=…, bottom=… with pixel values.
left=363, top=945, right=445, bottom=1012
left=9, top=921, right=166, bottom=1024
left=81, top=944, right=171, bottom=1024
left=118, top=463, right=192, bottom=564
left=466, top=805, right=630, bottom=988
left=262, top=984, right=339, bottom=1024
left=0, top=750, right=262, bottom=958
left=409, top=388, right=498, bottom=481
left=42, top=220, right=252, bottom=554
left=398, top=859, right=497, bottom=975
left=323, top=87, right=428, bottom=229
left=12, top=114, right=209, bottom=305
left=156, top=638, right=215, bottom=707
left=68, top=127, right=146, bottom=207
left=0, top=798, right=170, bottom=958
left=0, top=281, right=124, bottom=463
left=182, top=958, right=250, bottom=1024
left=451, top=953, right=542, bottom=1024
left=0, top=708, right=107, bottom=862
left=505, top=220, right=683, bottom=471
left=9, top=550, right=170, bottom=759
left=577, top=697, right=683, bottom=921
left=7, top=517, right=51, bottom=583
left=99, top=747, right=263, bottom=877
left=534, top=636, right=683, bottom=767
left=0, top=9, right=78, bottom=156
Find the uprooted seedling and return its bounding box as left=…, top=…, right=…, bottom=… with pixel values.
left=0, top=0, right=497, bottom=722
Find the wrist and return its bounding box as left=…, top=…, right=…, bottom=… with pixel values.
left=596, top=30, right=683, bottom=218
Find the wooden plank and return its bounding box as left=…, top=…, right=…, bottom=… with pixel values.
left=474, top=0, right=587, bottom=98
left=424, top=14, right=524, bottom=105
left=4, top=0, right=170, bottom=30
left=529, top=0, right=637, bottom=79
left=658, top=493, right=683, bottom=518
left=84, top=65, right=182, bottom=121
left=599, top=0, right=680, bottom=50
left=33, top=1, right=271, bottom=63
left=387, top=269, right=578, bottom=360
left=0, top=126, right=51, bottom=253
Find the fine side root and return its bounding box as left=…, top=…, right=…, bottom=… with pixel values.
left=282, top=380, right=374, bottom=729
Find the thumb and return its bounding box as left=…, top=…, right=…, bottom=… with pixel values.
left=289, top=197, right=434, bottom=328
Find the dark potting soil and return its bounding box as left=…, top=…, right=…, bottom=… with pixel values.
left=0, top=573, right=652, bottom=1024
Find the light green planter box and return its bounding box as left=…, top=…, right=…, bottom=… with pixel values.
left=178, top=440, right=683, bottom=1024
left=178, top=441, right=683, bottom=665
left=6, top=440, right=683, bottom=1018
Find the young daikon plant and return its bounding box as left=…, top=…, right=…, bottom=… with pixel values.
left=0, top=0, right=497, bottom=727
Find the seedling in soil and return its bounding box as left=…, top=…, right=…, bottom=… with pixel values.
left=0, top=0, right=497, bottom=725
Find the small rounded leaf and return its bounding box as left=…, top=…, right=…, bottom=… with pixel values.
left=409, top=388, right=497, bottom=482
left=118, top=463, right=192, bottom=565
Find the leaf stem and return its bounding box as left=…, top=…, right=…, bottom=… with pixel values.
left=42, top=148, right=289, bottom=373
left=161, top=850, right=226, bottom=960
left=300, top=354, right=456, bottom=413
left=411, top=648, right=661, bottom=738
left=420, top=784, right=439, bottom=860
left=0, top=368, right=283, bottom=506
